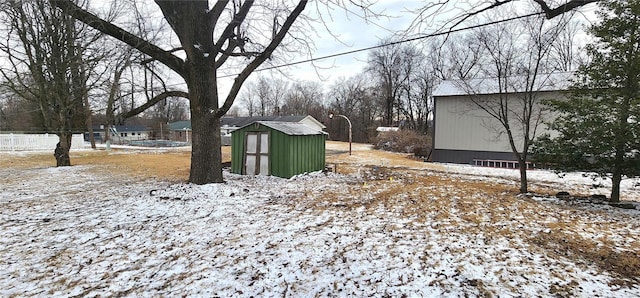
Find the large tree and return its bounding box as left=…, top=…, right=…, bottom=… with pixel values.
left=239, top=76, right=289, bottom=117
left=533, top=0, right=640, bottom=202
left=281, top=80, right=324, bottom=117
left=0, top=0, right=105, bottom=166
left=52, top=0, right=308, bottom=184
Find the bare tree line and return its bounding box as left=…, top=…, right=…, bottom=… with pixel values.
left=233, top=4, right=585, bottom=152
left=0, top=0, right=594, bottom=183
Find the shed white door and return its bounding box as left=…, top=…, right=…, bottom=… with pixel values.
left=244, top=132, right=269, bottom=175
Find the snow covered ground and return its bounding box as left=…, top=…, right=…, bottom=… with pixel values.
left=1, top=149, right=639, bottom=297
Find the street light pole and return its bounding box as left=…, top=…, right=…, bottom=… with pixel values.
left=329, top=113, right=352, bottom=155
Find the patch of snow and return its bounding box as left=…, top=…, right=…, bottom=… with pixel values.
left=1, top=164, right=638, bottom=296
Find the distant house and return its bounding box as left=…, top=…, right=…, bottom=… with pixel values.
left=167, top=121, right=192, bottom=143
left=86, top=125, right=151, bottom=144
left=168, top=115, right=326, bottom=146
left=431, top=73, right=571, bottom=167
left=230, top=121, right=326, bottom=178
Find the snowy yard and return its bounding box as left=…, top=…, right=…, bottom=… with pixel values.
left=1, top=145, right=639, bottom=297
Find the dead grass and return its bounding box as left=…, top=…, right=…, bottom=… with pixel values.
left=325, top=141, right=445, bottom=172
left=0, top=147, right=231, bottom=182
left=72, top=151, right=193, bottom=182
left=529, top=230, right=640, bottom=285
left=0, top=153, right=55, bottom=169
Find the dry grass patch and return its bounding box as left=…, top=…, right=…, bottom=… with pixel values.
left=303, top=169, right=525, bottom=240
left=72, top=151, right=193, bottom=182
left=0, top=153, right=56, bottom=169
left=529, top=230, right=640, bottom=285
left=326, top=141, right=445, bottom=172
left=0, top=147, right=231, bottom=182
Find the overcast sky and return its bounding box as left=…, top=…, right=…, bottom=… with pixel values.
left=284, top=1, right=423, bottom=81
left=209, top=1, right=427, bottom=95
left=216, top=0, right=599, bottom=96
left=224, top=1, right=439, bottom=86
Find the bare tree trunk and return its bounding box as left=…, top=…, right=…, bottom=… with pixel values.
left=190, top=111, right=223, bottom=183
left=610, top=141, right=626, bottom=203
left=189, top=105, right=221, bottom=183
left=610, top=169, right=621, bottom=203
left=518, top=158, right=528, bottom=193
left=187, top=63, right=223, bottom=183
left=54, top=132, right=72, bottom=166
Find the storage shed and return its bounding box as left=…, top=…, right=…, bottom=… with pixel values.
left=231, top=121, right=326, bottom=178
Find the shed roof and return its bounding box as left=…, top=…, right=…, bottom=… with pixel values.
left=168, top=115, right=325, bottom=131
left=239, top=121, right=327, bottom=136
left=222, top=116, right=308, bottom=128
left=433, top=72, right=574, bottom=97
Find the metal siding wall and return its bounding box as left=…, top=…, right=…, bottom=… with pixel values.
left=434, top=92, right=560, bottom=153
left=434, top=96, right=512, bottom=152
left=316, top=135, right=326, bottom=170
left=286, top=134, right=325, bottom=178
left=270, top=130, right=289, bottom=178
left=289, top=136, right=298, bottom=177
left=309, top=135, right=326, bottom=172
left=230, top=126, right=248, bottom=174
left=231, top=123, right=326, bottom=178
left=317, top=135, right=327, bottom=170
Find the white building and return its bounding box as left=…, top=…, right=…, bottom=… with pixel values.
left=88, top=125, right=152, bottom=144
left=431, top=73, right=572, bottom=167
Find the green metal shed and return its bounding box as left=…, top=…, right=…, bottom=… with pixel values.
left=231, top=121, right=326, bottom=178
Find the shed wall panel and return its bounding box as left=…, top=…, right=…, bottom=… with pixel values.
left=269, top=129, right=290, bottom=177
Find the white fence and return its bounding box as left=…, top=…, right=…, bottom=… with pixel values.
left=0, top=133, right=85, bottom=151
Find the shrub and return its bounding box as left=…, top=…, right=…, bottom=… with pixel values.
left=373, top=130, right=432, bottom=157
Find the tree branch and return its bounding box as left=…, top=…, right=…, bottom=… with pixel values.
left=208, top=0, right=229, bottom=31
left=49, top=0, right=186, bottom=76
left=532, top=0, right=599, bottom=19
left=217, top=0, right=308, bottom=118
left=450, top=0, right=510, bottom=29
left=213, top=1, right=253, bottom=57
left=119, top=90, right=189, bottom=119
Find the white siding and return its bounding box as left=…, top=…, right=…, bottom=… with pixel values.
left=434, top=91, right=563, bottom=153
